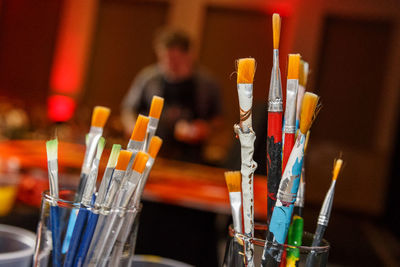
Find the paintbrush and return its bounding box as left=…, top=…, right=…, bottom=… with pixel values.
left=296, top=60, right=309, bottom=131
left=262, top=92, right=319, bottom=267
left=224, top=171, right=242, bottom=234
left=64, top=137, right=106, bottom=267
left=293, top=131, right=310, bottom=217
left=234, top=57, right=257, bottom=267
left=286, top=216, right=304, bottom=267
left=89, top=152, right=149, bottom=267
left=46, top=138, right=61, bottom=267
left=267, top=13, right=283, bottom=225
left=74, top=144, right=121, bottom=266
left=83, top=150, right=132, bottom=266
left=305, top=158, right=343, bottom=267
left=127, top=114, right=149, bottom=171
left=110, top=136, right=163, bottom=267
left=144, top=96, right=164, bottom=151
left=282, top=54, right=300, bottom=170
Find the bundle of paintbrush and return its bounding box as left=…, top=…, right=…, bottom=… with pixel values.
left=44, top=96, right=164, bottom=267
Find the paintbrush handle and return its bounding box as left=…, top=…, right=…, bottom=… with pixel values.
left=282, top=133, right=295, bottom=171
left=74, top=212, right=99, bottom=266
left=50, top=205, right=61, bottom=267
left=305, top=224, right=326, bottom=267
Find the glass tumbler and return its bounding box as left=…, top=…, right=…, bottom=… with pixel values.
left=223, top=224, right=330, bottom=267
left=32, top=189, right=141, bottom=267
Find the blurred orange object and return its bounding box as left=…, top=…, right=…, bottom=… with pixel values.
left=17, top=174, right=49, bottom=208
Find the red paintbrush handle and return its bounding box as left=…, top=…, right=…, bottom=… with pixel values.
left=282, top=132, right=295, bottom=172
left=266, top=112, right=282, bottom=224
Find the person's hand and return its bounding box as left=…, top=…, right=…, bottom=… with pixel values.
left=174, top=119, right=210, bottom=144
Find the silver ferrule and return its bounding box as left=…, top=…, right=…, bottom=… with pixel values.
left=229, top=192, right=242, bottom=234
left=102, top=169, right=126, bottom=212
left=95, top=167, right=114, bottom=207
left=294, top=173, right=305, bottom=208
left=82, top=157, right=100, bottom=206
left=318, top=180, right=336, bottom=226
left=132, top=157, right=155, bottom=206
left=113, top=170, right=141, bottom=209
left=237, top=83, right=253, bottom=132
left=82, top=127, right=102, bottom=173
left=144, top=117, right=159, bottom=152
left=126, top=141, right=144, bottom=173
left=268, top=49, right=283, bottom=112
left=47, top=159, right=59, bottom=202
left=284, top=79, right=299, bottom=133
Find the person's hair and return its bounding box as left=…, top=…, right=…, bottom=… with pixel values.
left=154, top=28, right=191, bottom=52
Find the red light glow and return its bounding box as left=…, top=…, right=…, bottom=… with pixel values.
left=47, top=95, right=76, bottom=122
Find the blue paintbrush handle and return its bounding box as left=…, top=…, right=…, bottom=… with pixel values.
left=50, top=205, right=61, bottom=267
left=74, top=212, right=99, bottom=266
left=63, top=207, right=89, bottom=267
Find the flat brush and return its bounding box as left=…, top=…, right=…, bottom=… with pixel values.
left=127, top=114, right=149, bottom=170
left=235, top=57, right=257, bottom=267
left=305, top=158, right=343, bottom=267
left=144, top=96, right=164, bottom=151
left=267, top=13, right=283, bottom=225
left=296, top=60, right=309, bottom=131
left=262, top=92, right=319, bottom=267
left=224, top=171, right=242, bottom=234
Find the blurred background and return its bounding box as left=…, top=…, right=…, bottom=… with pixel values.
left=0, top=0, right=399, bottom=266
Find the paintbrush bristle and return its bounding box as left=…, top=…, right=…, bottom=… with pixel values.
left=332, top=159, right=343, bottom=181
left=299, top=60, right=309, bottom=87
left=272, top=13, right=281, bottom=49
left=132, top=151, right=150, bottom=174
left=95, top=137, right=106, bottom=159
left=149, top=96, right=164, bottom=119
left=115, top=150, right=132, bottom=171
left=287, top=54, right=301, bottom=80
left=237, top=58, right=256, bottom=84
left=148, top=136, right=163, bottom=159
left=299, top=92, right=319, bottom=134
left=130, top=114, right=149, bottom=141
left=224, top=171, right=241, bottom=192
left=46, top=139, right=58, bottom=161
left=91, top=106, right=111, bottom=128
left=107, top=144, right=121, bottom=168
left=304, top=131, right=311, bottom=152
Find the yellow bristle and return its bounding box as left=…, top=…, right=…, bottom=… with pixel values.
left=91, top=106, right=111, bottom=128
left=237, top=58, right=256, bottom=84
left=272, top=13, right=281, bottom=49
left=224, top=171, right=241, bottom=192
left=149, top=96, right=164, bottom=119
left=299, top=92, right=319, bottom=134
left=299, top=60, right=309, bottom=87
left=148, top=136, right=163, bottom=159
left=132, top=151, right=150, bottom=173
left=130, top=115, right=149, bottom=141
left=287, top=54, right=301, bottom=80
left=115, top=150, right=132, bottom=171
left=332, top=159, right=343, bottom=181
left=304, top=131, right=311, bottom=152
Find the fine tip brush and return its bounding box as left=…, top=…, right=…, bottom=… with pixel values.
left=305, top=158, right=343, bottom=267
left=145, top=96, right=164, bottom=151
left=282, top=54, right=300, bottom=171
left=267, top=12, right=283, bottom=225
left=224, top=171, right=242, bottom=234
left=262, top=92, right=319, bottom=266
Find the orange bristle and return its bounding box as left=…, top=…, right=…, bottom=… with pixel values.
left=149, top=96, right=164, bottom=119
left=272, top=13, right=281, bottom=50
left=332, top=158, right=343, bottom=181
left=224, top=171, right=241, bottom=192
left=148, top=136, right=163, bottom=159
left=132, top=151, right=150, bottom=173
left=115, top=150, right=132, bottom=171
left=287, top=54, right=301, bottom=80
left=91, top=106, right=111, bottom=128
left=299, top=92, right=319, bottom=134
left=130, top=115, right=149, bottom=141
left=299, top=60, right=309, bottom=87
left=237, top=58, right=256, bottom=84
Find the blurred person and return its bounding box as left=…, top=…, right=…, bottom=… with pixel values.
left=121, top=28, right=223, bottom=164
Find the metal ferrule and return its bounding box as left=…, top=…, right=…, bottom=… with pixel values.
left=284, top=79, right=299, bottom=134
left=237, top=83, right=253, bottom=132
left=144, top=117, right=159, bottom=151
left=229, top=192, right=242, bottom=234
left=101, top=169, right=126, bottom=212
left=47, top=159, right=59, bottom=201
left=126, top=141, right=144, bottom=173
left=317, top=180, right=336, bottom=226
left=95, top=167, right=114, bottom=208
left=132, top=157, right=154, bottom=206
left=294, top=174, right=305, bottom=208
left=82, top=157, right=100, bottom=206
left=82, top=127, right=103, bottom=174
left=114, top=170, right=142, bottom=209
left=268, top=49, right=283, bottom=112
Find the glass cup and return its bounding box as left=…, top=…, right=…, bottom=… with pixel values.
left=223, top=224, right=330, bottom=267
left=32, top=189, right=141, bottom=267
